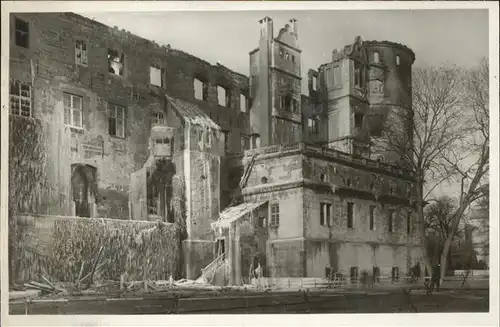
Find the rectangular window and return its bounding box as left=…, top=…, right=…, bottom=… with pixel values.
left=407, top=212, right=411, bottom=235
left=369, top=206, right=376, bottom=230
left=75, top=40, right=88, bottom=66
left=108, top=103, right=125, bottom=138
left=63, top=93, right=83, bottom=128
left=391, top=267, right=399, bottom=282
left=223, top=131, right=230, bottom=153
left=152, top=111, right=165, bottom=125
left=9, top=80, right=32, bottom=117
left=333, top=66, right=341, bottom=87
left=396, top=55, right=401, bottom=66
left=373, top=52, right=380, bottom=63
left=291, top=55, right=295, bottom=63
left=108, top=49, right=124, bottom=76
left=308, top=118, right=319, bottom=135
left=388, top=210, right=394, bottom=233
left=194, top=78, right=207, bottom=100
left=270, top=203, right=280, bottom=227
left=279, top=95, right=285, bottom=109
left=354, top=63, right=362, bottom=88
left=15, top=18, right=29, bottom=48
left=217, top=86, right=227, bottom=107
left=312, top=76, right=317, bottom=91
left=320, top=202, right=332, bottom=227
left=350, top=266, right=359, bottom=283
left=240, top=94, right=247, bottom=112
left=354, top=113, right=364, bottom=129
left=150, top=65, right=162, bottom=87
left=347, top=202, right=354, bottom=228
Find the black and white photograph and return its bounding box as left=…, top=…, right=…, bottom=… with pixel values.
left=1, top=1, right=498, bottom=326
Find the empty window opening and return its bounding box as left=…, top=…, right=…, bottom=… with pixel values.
left=388, top=210, right=394, bottom=233
left=64, top=93, right=83, bottom=128
left=291, top=99, right=299, bottom=113
left=252, top=134, right=261, bottom=149
left=373, top=266, right=380, bottom=283
left=217, top=86, right=228, bottom=107
left=291, top=55, right=295, bottom=63
left=320, top=173, right=326, bottom=182
left=350, top=266, right=359, bottom=283
left=216, top=239, right=226, bottom=256
left=285, top=53, right=290, bottom=60
left=373, top=52, right=380, bottom=63
left=312, top=76, right=317, bottom=90
left=258, top=217, right=267, bottom=228
left=391, top=267, right=399, bottom=282
left=347, top=202, right=354, bottom=228
left=223, top=131, right=230, bottom=153
left=369, top=205, right=376, bottom=230
left=108, top=103, right=125, bottom=138
left=270, top=203, right=280, bottom=227
left=75, top=40, right=88, bottom=66
left=15, top=18, right=29, bottom=48
left=152, top=111, right=165, bottom=125
left=354, top=62, right=363, bottom=88
left=9, top=80, right=32, bottom=117
left=354, top=113, right=364, bottom=129
left=240, top=94, right=247, bottom=112
left=150, top=65, right=163, bottom=87
left=194, top=78, right=208, bottom=101
left=108, top=49, right=124, bottom=76
left=308, top=118, right=319, bottom=135
left=407, top=211, right=411, bottom=235
left=396, top=55, right=400, bottom=66
left=320, top=202, right=332, bottom=227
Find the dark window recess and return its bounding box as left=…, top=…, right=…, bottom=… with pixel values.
left=354, top=114, right=364, bottom=129
left=320, top=202, right=332, bottom=227
left=350, top=267, right=359, bottom=283
left=308, top=118, right=319, bottom=135
left=372, top=266, right=380, bottom=283
left=15, top=18, right=29, bottom=48
left=407, top=212, right=411, bottom=235
left=388, top=210, right=394, bottom=233
left=347, top=202, right=354, bottom=228
left=258, top=217, right=267, bottom=228
left=369, top=206, right=375, bottom=230
left=391, top=267, right=399, bottom=282
left=108, top=49, right=124, bottom=76
left=270, top=203, right=280, bottom=227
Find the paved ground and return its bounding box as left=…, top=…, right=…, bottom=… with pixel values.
left=9, top=288, right=489, bottom=315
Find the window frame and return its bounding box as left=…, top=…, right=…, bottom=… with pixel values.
left=63, top=92, right=84, bottom=129
left=388, top=210, right=394, bottom=233
left=108, top=103, right=126, bottom=138
left=9, top=79, right=32, bottom=117
left=369, top=205, right=376, bottom=231
left=75, top=40, right=88, bottom=67
left=14, top=17, right=30, bottom=48
left=152, top=111, right=166, bottom=125
left=149, top=65, right=163, bottom=87
left=108, top=48, right=125, bottom=77
left=320, top=202, right=332, bottom=227
left=347, top=202, right=354, bottom=229
left=270, top=202, right=280, bottom=227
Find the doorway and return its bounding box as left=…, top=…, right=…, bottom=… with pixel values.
left=71, top=166, right=90, bottom=217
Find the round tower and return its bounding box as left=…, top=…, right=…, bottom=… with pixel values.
left=364, top=41, right=415, bottom=165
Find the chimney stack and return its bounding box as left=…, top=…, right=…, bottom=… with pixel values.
left=289, top=18, right=298, bottom=37
left=259, top=16, right=273, bottom=40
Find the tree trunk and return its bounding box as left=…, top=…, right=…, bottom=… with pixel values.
left=440, top=205, right=469, bottom=281
left=416, top=180, right=432, bottom=275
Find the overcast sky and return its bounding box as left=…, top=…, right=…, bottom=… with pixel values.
left=82, top=9, right=489, bottom=94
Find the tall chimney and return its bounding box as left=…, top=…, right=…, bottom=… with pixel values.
left=289, top=18, right=298, bottom=37
left=259, top=16, right=274, bottom=41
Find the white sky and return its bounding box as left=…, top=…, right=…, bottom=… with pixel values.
left=82, top=9, right=489, bottom=95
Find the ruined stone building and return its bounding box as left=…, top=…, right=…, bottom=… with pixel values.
left=9, top=13, right=423, bottom=284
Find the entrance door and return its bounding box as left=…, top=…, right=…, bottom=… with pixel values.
left=72, top=167, right=90, bottom=217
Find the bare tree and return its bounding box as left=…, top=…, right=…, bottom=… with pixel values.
left=374, top=63, right=470, bottom=274
left=437, top=58, right=489, bottom=280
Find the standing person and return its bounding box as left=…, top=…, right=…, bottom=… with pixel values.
left=431, top=263, right=441, bottom=292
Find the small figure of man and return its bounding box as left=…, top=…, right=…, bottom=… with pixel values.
left=430, top=263, right=441, bottom=292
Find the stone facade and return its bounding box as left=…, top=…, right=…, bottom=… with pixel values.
left=9, top=13, right=424, bottom=281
